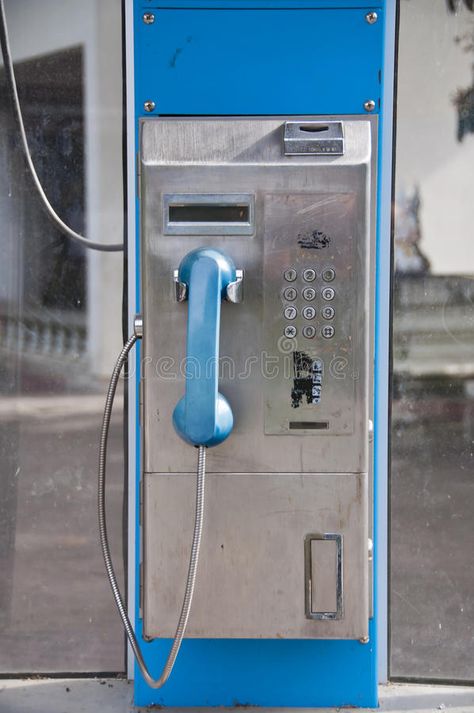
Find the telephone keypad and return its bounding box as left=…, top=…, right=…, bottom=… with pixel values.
left=302, top=287, right=316, bottom=301
left=281, top=265, right=337, bottom=342
left=321, top=287, right=335, bottom=301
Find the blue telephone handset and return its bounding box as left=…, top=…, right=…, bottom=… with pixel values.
left=173, top=247, right=242, bottom=447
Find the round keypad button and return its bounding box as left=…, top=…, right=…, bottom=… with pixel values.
left=302, top=287, right=316, bottom=301
left=283, top=286, right=297, bottom=301
left=322, top=268, right=336, bottom=282
left=284, top=325, right=297, bottom=338
left=284, top=268, right=297, bottom=282
left=322, top=305, right=335, bottom=320
left=321, top=325, right=335, bottom=339
left=284, top=306, right=297, bottom=320
left=302, top=268, right=316, bottom=282
left=302, top=325, right=316, bottom=339
left=302, top=306, right=316, bottom=320
left=321, top=287, right=335, bottom=301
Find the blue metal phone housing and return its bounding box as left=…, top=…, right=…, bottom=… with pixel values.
left=131, top=0, right=395, bottom=707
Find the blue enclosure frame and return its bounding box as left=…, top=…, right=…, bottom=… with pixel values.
left=127, top=1, right=396, bottom=706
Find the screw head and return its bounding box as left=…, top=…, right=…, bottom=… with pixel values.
left=359, top=636, right=370, bottom=644
left=144, top=100, right=156, bottom=113
left=364, top=100, right=376, bottom=112
left=365, top=11, right=378, bottom=24
left=143, top=12, right=155, bottom=24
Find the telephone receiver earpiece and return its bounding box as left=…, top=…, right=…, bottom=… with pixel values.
left=173, top=247, right=243, bottom=447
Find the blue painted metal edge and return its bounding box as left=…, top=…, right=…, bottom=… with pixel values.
left=374, top=0, right=396, bottom=685
left=139, top=1, right=384, bottom=8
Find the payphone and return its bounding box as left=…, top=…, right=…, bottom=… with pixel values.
left=117, top=1, right=394, bottom=708
left=140, top=116, right=374, bottom=644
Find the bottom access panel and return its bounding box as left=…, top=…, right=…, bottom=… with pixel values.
left=142, top=472, right=368, bottom=640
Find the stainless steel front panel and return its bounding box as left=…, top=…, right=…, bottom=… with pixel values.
left=263, top=191, right=366, bottom=436
left=140, top=117, right=374, bottom=475
left=139, top=117, right=376, bottom=639
left=143, top=472, right=368, bottom=640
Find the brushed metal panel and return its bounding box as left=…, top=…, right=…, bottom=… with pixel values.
left=142, top=472, right=368, bottom=640
left=140, top=117, right=375, bottom=475
left=263, top=190, right=367, bottom=436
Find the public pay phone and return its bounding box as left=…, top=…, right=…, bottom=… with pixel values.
left=140, top=117, right=374, bottom=642
left=118, top=1, right=394, bottom=708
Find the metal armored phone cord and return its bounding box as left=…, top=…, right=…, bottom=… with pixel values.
left=98, top=331, right=206, bottom=688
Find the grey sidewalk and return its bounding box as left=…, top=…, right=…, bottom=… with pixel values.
left=0, top=680, right=474, bottom=713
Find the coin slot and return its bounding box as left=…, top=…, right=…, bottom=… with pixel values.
left=298, top=124, right=329, bottom=133
left=289, top=421, right=329, bottom=430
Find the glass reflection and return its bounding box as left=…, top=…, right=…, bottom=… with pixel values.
left=0, top=0, right=124, bottom=673
left=391, top=0, right=474, bottom=681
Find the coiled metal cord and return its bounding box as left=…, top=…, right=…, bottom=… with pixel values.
left=98, top=333, right=206, bottom=688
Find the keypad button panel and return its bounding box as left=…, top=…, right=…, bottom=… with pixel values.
left=280, top=266, right=338, bottom=339
left=281, top=266, right=337, bottom=340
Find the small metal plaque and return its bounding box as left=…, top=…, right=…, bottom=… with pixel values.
left=284, top=121, right=344, bottom=155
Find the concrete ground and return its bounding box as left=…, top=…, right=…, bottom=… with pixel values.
left=0, top=680, right=474, bottom=713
